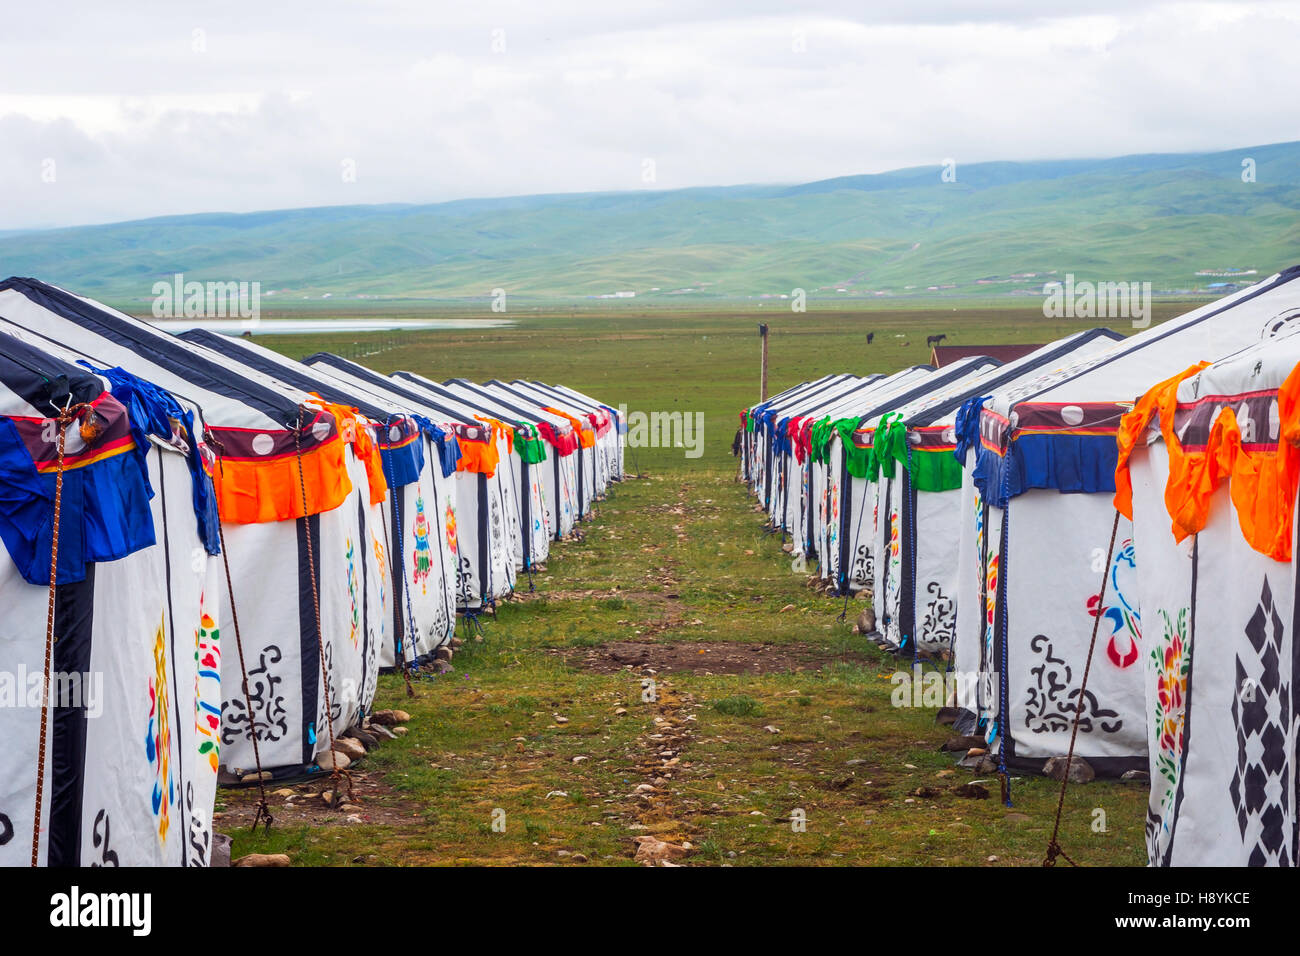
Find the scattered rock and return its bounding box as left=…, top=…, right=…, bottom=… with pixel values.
left=392, top=726, right=409, bottom=737
left=964, top=747, right=988, bottom=757
left=271, top=788, right=295, bottom=798
left=345, top=727, right=378, bottom=749
left=857, top=608, right=876, bottom=634
left=1121, top=769, right=1150, bottom=785
left=986, top=855, right=999, bottom=863
left=779, top=604, right=796, bottom=613
left=554, top=716, right=570, bottom=725
left=935, top=707, right=961, bottom=726
left=232, top=853, right=291, bottom=868
left=371, top=710, right=411, bottom=726
left=434, top=646, right=454, bottom=662
left=240, top=771, right=272, bottom=784
left=953, top=782, right=990, bottom=799
left=332, top=737, right=366, bottom=760
left=211, top=833, right=232, bottom=868
left=958, top=753, right=999, bottom=773
left=571, top=853, right=589, bottom=863
left=608, top=643, right=649, bottom=665
left=632, top=836, right=689, bottom=863
left=763, top=725, right=781, bottom=734
left=1043, top=755, right=1095, bottom=784
left=433, top=660, right=454, bottom=674
left=315, top=749, right=351, bottom=772
left=614, top=707, right=628, bottom=716
left=370, top=724, right=398, bottom=741
left=941, top=735, right=986, bottom=753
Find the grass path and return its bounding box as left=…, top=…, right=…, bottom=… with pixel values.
left=223, top=467, right=1148, bottom=866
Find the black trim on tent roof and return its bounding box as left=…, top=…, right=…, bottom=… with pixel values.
left=855, top=360, right=1001, bottom=427
left=506, top=380, right=603, bottom=414
left=441, top=378, right=556, bottom=427
left=0, top=277, right=303, bottom=427
left=301, top=353, right=478, bottom=424
left=181, top=330, right=397, bottom=421
left=0, top=330, right=104, bottom=411
left=905, top=328, right=1125, bottom=426
left=1008, top=266, right=1300, bottom=409
left=757, top=372, right=894, bottom=420
left=383, top=367, right=545, bottom=426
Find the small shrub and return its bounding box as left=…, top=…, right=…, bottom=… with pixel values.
left=711, top=694, right=764, bottom=718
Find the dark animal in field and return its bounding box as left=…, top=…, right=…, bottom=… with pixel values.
left=866, top=332, right=875, bottom=345
left=926, top=333, right=947, bottom=348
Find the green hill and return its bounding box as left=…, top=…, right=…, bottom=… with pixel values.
left=1, top=141, right=1296, bottom=304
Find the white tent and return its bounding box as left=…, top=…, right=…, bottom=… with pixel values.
left=818, top=360, right=997, bottom=596
left=1118, top=331, right=1300, bottom=865
left=0, top=278, right=380, bottom=781
left=0, top=330, right=221, bottom=865
left=864, top=330, right=1123, bottom=654
left=183, top=331, right=459, bottom=665
left=746, top=375, right=882, bottom=530
left=302, top=355, right=521, bottom=609
left=524, top=381, right=625, bottom=482
left=741, top=374, right=859, bottom=502
left=963, top=265, right=1300, bottom=776
left=492, top=379, right=621, bottom=499
left=419, top=375, right=583, bottom=542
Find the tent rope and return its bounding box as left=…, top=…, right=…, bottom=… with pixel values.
left=31, top=401, right=90, bottom=865
left=295, top=408, right=352, bottom=807
left=215, top=518, right=274, bottom=834
left=204, top=429, right=274, bottom=832
left=1043, top=507, right=1121, bottom=868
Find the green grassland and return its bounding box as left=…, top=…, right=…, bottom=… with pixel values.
left=221, top=303, right=1167, bottom=865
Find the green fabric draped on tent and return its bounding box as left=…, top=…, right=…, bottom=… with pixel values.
left=870, top=413, right=964, bottom=492
left=515, top=423, right=549, bottom=464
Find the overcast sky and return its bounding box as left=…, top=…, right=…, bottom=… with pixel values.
left=2, top=1, right=1298, bottom=229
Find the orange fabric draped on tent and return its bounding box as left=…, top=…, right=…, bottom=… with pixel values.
left=1114, top=361, right=1300, bottom=561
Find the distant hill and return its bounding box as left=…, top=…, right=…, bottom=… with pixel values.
left=1, top=141, right=1297, bottom=304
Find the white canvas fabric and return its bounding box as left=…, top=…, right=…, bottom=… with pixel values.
left=181, top=332, right=459, bottom=659
left=530, top=381, right=625, bottom=482
left=0, top=342, right=221, bottom=866
left=432, top=377, right=581, bottom=541
left=1124, top=337, right=1300, bottom=865
left=0, top=285, right=378, bottom=778
left=868, top=331, right=1122, bottom=654
left=302, top=359, right=514, bottom=610
left=974, top=267, right=1300, bottom=774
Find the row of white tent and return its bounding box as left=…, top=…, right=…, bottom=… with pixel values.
left=741, top=266, right=1300, bottom=866
left=0, top=276, right=623, bottom=866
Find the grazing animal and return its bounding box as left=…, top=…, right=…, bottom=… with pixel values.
left=926, top=333, right=947, bottom=348
left=866, top=332, right=875, bottom=345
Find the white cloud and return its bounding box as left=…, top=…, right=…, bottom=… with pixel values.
left=1, top=0, right=1297, bottom=228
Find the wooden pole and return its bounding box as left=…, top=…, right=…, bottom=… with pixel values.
left=758, top=323, right=769, bottom=402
